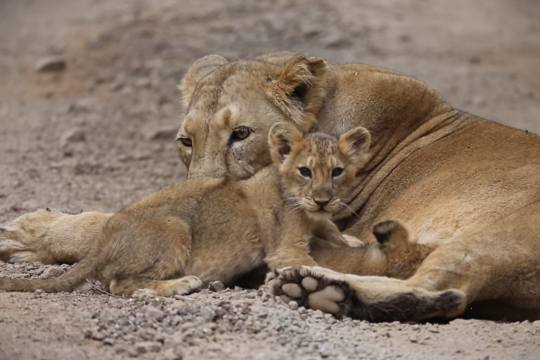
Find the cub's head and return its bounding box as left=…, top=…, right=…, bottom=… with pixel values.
left=176, top=53, right=328, bottom=179
left=268, top=122, right=371, bottom=218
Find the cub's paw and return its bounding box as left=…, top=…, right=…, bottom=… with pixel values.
left=170, top=275, right=203, bottom=295
left=265, top=266, right=353, bottom=317
left=0, top=209, right=61, bottom=263
left=0, top=226, right=26, bottom=262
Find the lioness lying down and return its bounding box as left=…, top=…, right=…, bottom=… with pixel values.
left=1, top=123, right=404, bottom=296
left=1, top=52, right=539, bottom=321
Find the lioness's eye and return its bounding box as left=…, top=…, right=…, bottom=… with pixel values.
left=332, top=167, right=344, bottom=177
left=230, top=126, right=253, bottom=143
left=177, top=137, right=192, bottom=147
left=298, top=166, right=312, bottom=178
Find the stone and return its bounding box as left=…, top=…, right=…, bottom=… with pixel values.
left=135, top=341, right=162, bottom=354
left=35, top=56, right=67, bottom=73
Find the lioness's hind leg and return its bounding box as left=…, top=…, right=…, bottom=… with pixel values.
left=267, top=266, right=465, bottom=321
left=110, top=276, right=203, bottom=297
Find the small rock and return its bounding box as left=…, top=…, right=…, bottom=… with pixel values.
left=138, top=329, right=156, bottom=341
left=110, top=80, right=125, bottom=92
left=134, top=77, right=151, bottom=88
left=321, top=33, right=352, bottom=49
left=135, top=341, right=162, bottom=354
left=60, top=128, right=86, bottom=148
left=21, top=199, right=39, bottom=211
left=35, top=56, right=67, bottom=73
left=209, top=281, right=225, bottom=292
left=398, top=34, right=412, bottom=43
left=41, top=267, right=65, bottom=278
left=319, top=343, right=332, bottom=358
left=162, top=347, right=184, bottom=360
left=133, top=288, right=156, bottom=299
left=288, top=301, right=299, bottom=310
left=468, top=55, right=482, bottom=65
left=103, top=338, right=115, bottom=346
left=200, top=307, right=216, bottom=322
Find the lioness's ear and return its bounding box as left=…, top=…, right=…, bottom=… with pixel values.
left=180, top=54, right=229, bottom=109
left=268, top=122, right=303, bottom=163
left=270, top=54, right=328, bottom=131
left=338, top=126, right=371, bottom=159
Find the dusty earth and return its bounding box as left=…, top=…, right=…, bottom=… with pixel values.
left=1, top=0, right=539, bottom=359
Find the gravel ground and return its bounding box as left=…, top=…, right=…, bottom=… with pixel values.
left=1, top=1, right=539, bottom=359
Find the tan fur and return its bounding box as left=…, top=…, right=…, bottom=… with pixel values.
left=2, top=52, right=540, bottom=320
left=0, top=126, right=371, bottom=296
left=311, top=220, right=432, bottom=279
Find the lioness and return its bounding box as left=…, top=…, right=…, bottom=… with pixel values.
left=2, top=52, right=539, bottom=320
left=0, top=124, right=374, bottom=295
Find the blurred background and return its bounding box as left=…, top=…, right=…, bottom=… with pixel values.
left=0, top=0, right=539, bottom=219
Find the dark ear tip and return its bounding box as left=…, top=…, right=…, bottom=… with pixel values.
left=372, top=220, right=399, bottom=244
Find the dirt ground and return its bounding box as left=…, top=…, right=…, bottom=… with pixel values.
left=1, top=1, right=539, bottom=359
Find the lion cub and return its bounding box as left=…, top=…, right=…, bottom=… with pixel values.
left=0, top=123, right=371, bottom=297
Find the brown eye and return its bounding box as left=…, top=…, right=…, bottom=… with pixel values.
left=230, top=126, right=252, bottom=143
left=298, top=166, right=312, bottom=178
left=332, top=167, right=344, bottom=177
left=178, top=137, right=192, bottom=147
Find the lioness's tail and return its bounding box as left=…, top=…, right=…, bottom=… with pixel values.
left=0, top=257, right=97, bottom=293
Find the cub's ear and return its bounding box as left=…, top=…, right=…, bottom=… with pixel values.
left=269, top=54, right=328, bottom=131
left=180, top=54, right=229, bottom=109
left=268, top=122, right=303, bottom=163
left=338, top=126, right=371, bottom=159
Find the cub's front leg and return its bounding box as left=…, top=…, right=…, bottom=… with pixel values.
left=313, top=219, right=363, bottom=247
left=264, top=208, right=318, bottom=270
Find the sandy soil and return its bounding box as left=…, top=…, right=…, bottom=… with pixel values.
left=1, top=1, right=539, bottom=359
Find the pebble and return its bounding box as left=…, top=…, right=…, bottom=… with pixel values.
left=60, top=128, right=86, bottom=149
left=209, top=281, right=225, bottom=292
left=321, top=33, right=352, bottom=49
left=41, top=267, right=65, bottom=278
left=162, top=348, right=184, bottom=360
left=35, top=56, right=67, bottom=73
left=135, top=341, right=162, bottom=354
left=288, top=301, right=299, bottom=310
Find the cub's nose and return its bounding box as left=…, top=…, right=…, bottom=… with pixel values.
left=314, top=199, right=330, bottom=209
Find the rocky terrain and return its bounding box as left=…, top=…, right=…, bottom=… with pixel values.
left=1, top=1, right=539, bottom=359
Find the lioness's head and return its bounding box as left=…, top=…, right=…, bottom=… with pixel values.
left=176, top=53, right=328, bottom=179
left=268, top=122, right=371, bottom=218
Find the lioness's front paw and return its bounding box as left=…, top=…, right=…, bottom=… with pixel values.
left=265, top=266, right=353, bottom=317
left=265, top=266, right=466, bottom=322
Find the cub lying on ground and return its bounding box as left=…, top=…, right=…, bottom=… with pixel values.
left=0, top=123, right=372, bottom=296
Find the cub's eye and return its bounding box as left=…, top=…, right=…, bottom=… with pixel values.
left=298, top=166, right=312, bottom=178
left=177, top=137, right=192, bottom=147
left=332, top=167, right=344, bottom=177
left=230, top=126, right=253, bottom=143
